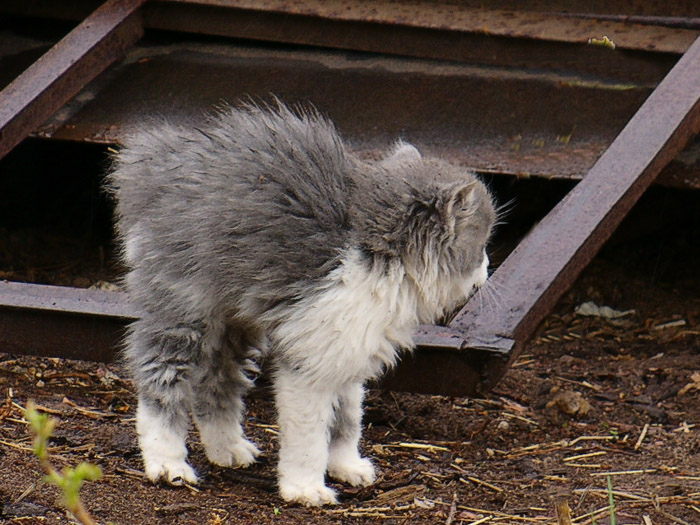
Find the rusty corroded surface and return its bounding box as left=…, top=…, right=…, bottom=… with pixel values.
left=452, top=35, right=700, bottom=393
left=0, top=282, right=133, bottom=362
left=0, top=0, right=145, bottom=161
left=4, top=0, right=698, bottom=84
left=0, top=282, right=508, bottom=397
left=158, top=0, right=699, bottom=52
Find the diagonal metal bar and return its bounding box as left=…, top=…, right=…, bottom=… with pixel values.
left=449, top=35, right=700, bottom=393
left=0, top=0, right=145, bottom=161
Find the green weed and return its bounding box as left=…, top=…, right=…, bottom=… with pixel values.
left=26, top=400, right=103, bottom=525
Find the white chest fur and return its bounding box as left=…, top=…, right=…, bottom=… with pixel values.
left=272, top=249, right=419, bottom=386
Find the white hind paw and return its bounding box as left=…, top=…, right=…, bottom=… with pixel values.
left=136, top=402, right=197, bottom=485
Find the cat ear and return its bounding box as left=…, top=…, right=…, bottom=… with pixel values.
left=380, top=141, right=421, bottom=169
left=441, top=181, right=478, bottom=222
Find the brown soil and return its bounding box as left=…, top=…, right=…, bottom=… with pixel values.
left=1, top=182, right=699, bottom=524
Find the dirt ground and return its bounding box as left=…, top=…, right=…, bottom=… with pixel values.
left=0, top=183, right=699, bottom=524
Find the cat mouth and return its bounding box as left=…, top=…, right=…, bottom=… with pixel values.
left=466, top=284, right=480, bottom=301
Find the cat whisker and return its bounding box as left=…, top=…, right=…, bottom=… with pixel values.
left=495, top=198, right=516, bottom=221
left=481, top=280, right=503, bottom=314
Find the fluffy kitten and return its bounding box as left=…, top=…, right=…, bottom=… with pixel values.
left=108, top=103, right=495, bottom=506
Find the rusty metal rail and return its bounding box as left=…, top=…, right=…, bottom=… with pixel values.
left=0, top=281, right=133, bottom=362
left=0, top=3, right=699, bottom=396
left=0, top=0, right=145, bottom=160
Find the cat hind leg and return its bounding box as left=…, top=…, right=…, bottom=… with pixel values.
left=191, top=327, right=261, bottom=468
left=128, top=320, right=200, bottom=485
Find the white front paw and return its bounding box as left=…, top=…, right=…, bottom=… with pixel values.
left=279, top=478, right=338, bottom=506
left=143, top=456, right=199, bottom=485
left=204, top=437, right=261, bottom=468
left=328, top=456, right=376, bottom=487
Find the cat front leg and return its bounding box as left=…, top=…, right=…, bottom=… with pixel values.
left=274, top=366, right=338, bottom=506
left=327, top=381, right=376, bottom=487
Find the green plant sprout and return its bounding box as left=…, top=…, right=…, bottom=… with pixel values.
left=587, top=476, right=617, bottom=525
left=607, top=475, right=617, bottom=525
left=26, top=400, right=103, bottom=525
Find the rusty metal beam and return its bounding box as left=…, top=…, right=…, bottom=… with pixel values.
left=3, top=0, right=697, bottom=85
left=0, top=281, right=502, bottom=397
left=0, top=281, right=133, bottom=362
left=450, top=35, right=700, bottom=393
left=153, top=0, right=699, bottom=53
left=5, top=1, right=699, bottom=53
left=0, top=0, right=145, bottom=161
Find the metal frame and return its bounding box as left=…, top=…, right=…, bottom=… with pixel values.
left=1, top=1, right=699, bottom=396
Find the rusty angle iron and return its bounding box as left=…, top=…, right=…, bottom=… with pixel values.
left=0, top=2, right=699, bottom=395
left=5, top=0, right=699, bottom=83
left=0, top=0, right=145, bottom=160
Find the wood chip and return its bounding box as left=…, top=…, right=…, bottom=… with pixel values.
left=460, top=476, right=504, bottom=493
left=445, top=492, right=458, bottom=525
left=554, top=496, right=573, bottom=525
left=458, top=505, right=547, bottom=522
left=568, top=436, right=616, bottom=446
left=563, top=451, right=607, bottom=462
left=590, top=469, right=656, bottom=476
left=388, top=442, right=450, bottom=452
left=465, top=517, right=492, bottom=525
left=635, top=423, right=650, bottom=450
left=653, top=319, right=687, bottom=330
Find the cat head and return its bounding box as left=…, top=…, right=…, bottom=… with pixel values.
left=367, top=145, right=496, bottom=322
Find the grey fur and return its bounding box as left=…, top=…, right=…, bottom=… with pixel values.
left=107, top=102, right=495, bottom=497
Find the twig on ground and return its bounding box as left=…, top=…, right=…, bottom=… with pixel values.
left=635, top=423, right=650, bottom=450
left=445, top=492, right=458, bottom=525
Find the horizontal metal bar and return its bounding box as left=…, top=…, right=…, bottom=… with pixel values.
left=451, top=35, right=700, bottom=389
left=158, top=0, right=699, bottom=52
left=0, top=282, right=506, bottom=396
left=0, top=281, right=132, bottom=362
left=2, top=1, right=696, bottom=89
left=0, top=0, right=145, bottom=160
left=6, top=1, right=698, bottom=54
left=0, top=281, right=133, bottom=319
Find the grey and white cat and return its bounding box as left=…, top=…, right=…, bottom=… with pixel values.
left=108, top=103, right=495, bottom=506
